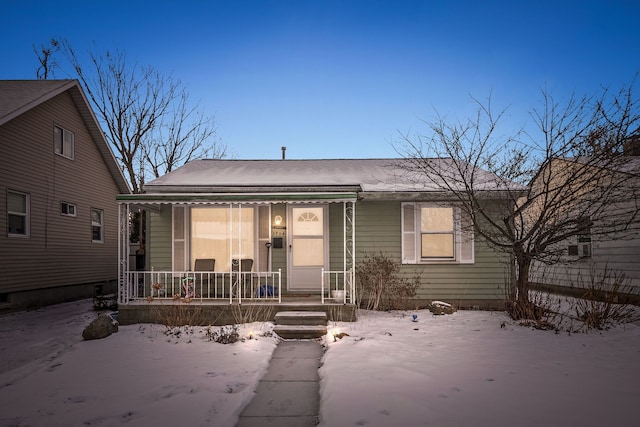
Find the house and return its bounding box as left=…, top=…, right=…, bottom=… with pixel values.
left=530, top=148, right=640, bottom=298
left=0, top=80, right=130, bottom=310
left=115, top=158, right=521, bottom=323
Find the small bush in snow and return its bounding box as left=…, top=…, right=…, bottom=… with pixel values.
left=206, top=325, right=240, bottom=344
left=356, top=251, right=419, bottom=311
left=572, top=265, right=639, bottom=331
left=525, top=264, right=640, bottom=333
left=154, top=303, right=206, bottom=330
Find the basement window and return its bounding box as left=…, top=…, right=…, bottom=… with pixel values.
left=61, top=202, right=77, bottom=217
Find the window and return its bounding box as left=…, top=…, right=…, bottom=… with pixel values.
left=61, top=202, right=77, bottom=217
left=54, top=125, right=74, bottom=159
left=91, top=208, right=104, bottom=242
left=568, top=216, right=592, bottom=258
left=402, top=203, right=474, bottom=264
left=292, top=207, right=324, bottom=267
left=7, top=190, right=29, bottom=237
left=190, top=206, right=255, bottom=270
left=421, top=207, right=455, bottom=258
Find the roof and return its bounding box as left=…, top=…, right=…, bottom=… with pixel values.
left=0, top=80, right=130, bottom=194
left=143, top=158, right=525, bottom=196
left=0, top=80, right=73, bottom=124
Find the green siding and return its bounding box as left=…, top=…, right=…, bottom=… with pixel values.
left=328, top=203, right=347, bottom=271
left=354, top=200, right=510, bottom=303
left=148, top=205, right=172, bottom=270
left=144, top=200, right=510, bottom=304
left=271, top=204, right=287, bottom=285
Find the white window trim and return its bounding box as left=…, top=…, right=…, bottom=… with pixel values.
left=420, top=206, right=456, bottom=260
left=61, top=202, right=77, bottom=217
left=402, top=202, right=474, bottom=264
left=7, top=190, right=30, bottom=237
left=54, top=125, right=75, bottom=160
left=575, top=216, right=592, bottom=259
left=567, top=240, right=592, bottom=259
left=91, top=208, right=104, bottom=243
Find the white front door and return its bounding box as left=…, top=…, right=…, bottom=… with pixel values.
left=287, top=205, right=328, bottom=291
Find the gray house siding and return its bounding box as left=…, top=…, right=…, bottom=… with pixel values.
left=0, top=89, right=121, bottom=307
left=530, top=176, right=640, bottom=295
left=531, top=213, right=640, bottom=294
left=596, top=237, right=640, bottom=287
left=531, top=241, right=640, bottom=291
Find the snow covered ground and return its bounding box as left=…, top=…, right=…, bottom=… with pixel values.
left=1, top=299, right=639, bottom=426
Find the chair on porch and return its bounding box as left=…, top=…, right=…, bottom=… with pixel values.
left=192, top=258, right=215, bottom=297
left=194, top=258, right=215, bottom=272
left=232, top=259, right=253, bottom=298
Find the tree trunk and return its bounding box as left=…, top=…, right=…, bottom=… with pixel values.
left=509, top=256, right=539, bottom=320
left=516, top=257, right=530, bottom=305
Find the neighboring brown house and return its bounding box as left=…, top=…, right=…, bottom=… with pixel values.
left=0, top=80, right=130, bottom=310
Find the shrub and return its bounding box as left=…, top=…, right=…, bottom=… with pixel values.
left=521, top=264, right=639, bottom=332
left=356, top=251, right=419, bottom=311
left=153, top=303, right=205, bottom=330
left=572, top=265, right=639, bottom=331
left=206, top=325, right=240, bottom=344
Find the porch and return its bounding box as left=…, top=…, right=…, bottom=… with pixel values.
left=116, top=192, right=359, bottom=321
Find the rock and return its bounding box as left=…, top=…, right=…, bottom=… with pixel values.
left=82, top=314, right=118, bottom=340
left=429, top=300, right=457, bottom=315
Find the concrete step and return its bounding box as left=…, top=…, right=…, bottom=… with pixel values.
left=274, top=311, right=327, bottom=326
left=273, top=324, right=328, bottom=339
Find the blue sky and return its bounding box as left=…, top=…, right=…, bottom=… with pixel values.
left=2, top=0, right=639, bottom=159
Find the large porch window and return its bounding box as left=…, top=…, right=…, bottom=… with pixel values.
left=191, top=206, right=255, bottom=271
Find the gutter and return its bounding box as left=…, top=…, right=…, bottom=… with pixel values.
left=116, top=192, right=359, bottom=204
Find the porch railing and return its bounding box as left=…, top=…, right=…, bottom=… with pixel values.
left=119, top=269, right=282, bottom=304
left=321, top=268, right=356, bottom=304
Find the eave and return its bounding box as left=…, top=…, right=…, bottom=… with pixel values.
left=116, top=192, right=359, bottom=205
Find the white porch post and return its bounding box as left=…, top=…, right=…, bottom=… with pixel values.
left=237, top=203, right=242, bottom=304
left=118, top=202, right=130, bottom=304
left=344, top=200, right=356, bottom=303
left=228, top=203, right=245, bottom=304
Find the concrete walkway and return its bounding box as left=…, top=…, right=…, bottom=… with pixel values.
left=236, top=340, right=323, bottom=426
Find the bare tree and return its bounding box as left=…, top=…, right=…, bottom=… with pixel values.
left=33, top=38, right=60, bottom=79
left=38, top=39, right=226, bottom=193
left=142, top=91, right=227, bottom=180
left=397, top=83, right=640, bottom=320
left=36, top=39, right=228, bottom=259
